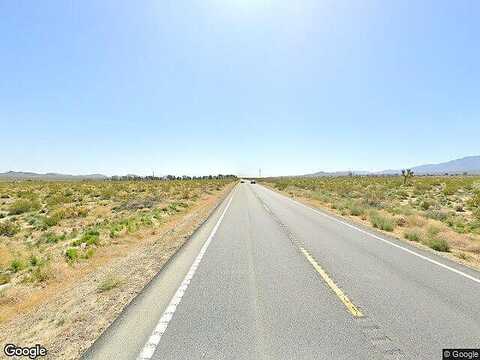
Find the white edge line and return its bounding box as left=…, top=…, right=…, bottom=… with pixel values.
left=136, top=192, right=235, bottom=360
left=261, top=185, right=480, bottom=285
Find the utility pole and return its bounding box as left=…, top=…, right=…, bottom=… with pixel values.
left=259, top=168, right=261, bottom=178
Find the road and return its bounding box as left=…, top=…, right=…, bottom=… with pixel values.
left=83, top=182, right=480, bottom=360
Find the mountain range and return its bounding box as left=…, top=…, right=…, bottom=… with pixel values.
left=1, top=156, right=479, bottom=180
left=306, top=156, right=480, bottom=177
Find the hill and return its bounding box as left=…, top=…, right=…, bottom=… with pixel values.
left=305, top=155, right=480, bottom=177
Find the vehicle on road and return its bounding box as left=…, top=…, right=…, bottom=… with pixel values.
left=250, top=179, right=256, bottom=184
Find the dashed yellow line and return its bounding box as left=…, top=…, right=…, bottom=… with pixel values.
left=299, top=247, right=364, bottom=317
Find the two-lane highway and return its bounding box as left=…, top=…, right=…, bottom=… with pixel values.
left=84, top=182, right=480, bottom=360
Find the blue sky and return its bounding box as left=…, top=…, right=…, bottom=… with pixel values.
left=1, top=0, right=479, bottom=176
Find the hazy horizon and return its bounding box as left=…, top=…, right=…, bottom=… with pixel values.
left=2, top=1, right=479, bottom=177
left=2, top=153, right=479, bottom=178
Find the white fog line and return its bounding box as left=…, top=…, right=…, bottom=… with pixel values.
left=136, top=193, right=234, bottom=360
left=261, top=186, right=480, bottom=285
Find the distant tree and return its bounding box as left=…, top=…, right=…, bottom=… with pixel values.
left=401, top=169, right=414, bottom=185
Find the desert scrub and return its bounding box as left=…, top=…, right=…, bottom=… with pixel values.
left=42, top=213, right=63, bottom=227
left=261, top=176, right=480, bottom=261
left=469, top=191, right=480, bottom=219
left=65, top=248, right=79, bottom=262
left=10, top=258, right=26, bottom=273
left=73, top=229, right=100, bottom=246
left=0, top=221, right=20, bottom=237
left=83, top=248, right=95, bottom=259
left=348, top=202, right=366, bottom=216
left=8, top=198, right=41, bottom=215
left=368, top=211, right=395, bottom=232
left=426, top=236, right=450, bottom=252
left=23, top=263, right=54, bottom=283
left=0, top=178, right=234, bottom=286
left=97, top=276, right=122, bottom=293
left=274, top=182, right=289, bottom=191
left=39, top=232, right=67, bottom=244
left=404, top=228, right=422, bottom=242
left=422, top=225, right=450, bottom=252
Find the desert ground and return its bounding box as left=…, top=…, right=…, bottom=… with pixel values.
left=0, top=179, right=235, bottom=359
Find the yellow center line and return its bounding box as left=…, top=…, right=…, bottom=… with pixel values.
left=299, top=247, right=364, bottom=318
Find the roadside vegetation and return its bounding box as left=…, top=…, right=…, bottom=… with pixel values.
left=261, top=176, right=480, bottom=266
left=0, top=177, right=235, bottom=358
left=0, top=179, right=233, bottom=292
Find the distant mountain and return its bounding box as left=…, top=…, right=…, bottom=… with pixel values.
left=305, top=155, right=480, bottom=177
left=0, top=171, right=108, bottom=181
left=409, top=156, right=480, bottom=175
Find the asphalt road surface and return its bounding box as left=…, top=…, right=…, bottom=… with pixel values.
left=83, top=182, right=480, bottom=360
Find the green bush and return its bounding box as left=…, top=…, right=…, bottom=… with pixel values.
left=8, top=199, right=41, bottom=215
left=43, top=213, right=62, bottom=227
left=369, top=211, right=395, bottom=232
left=346, top=201, right=366, bottom=216
left=0, top=221, right=19, bottom=237
left=40, top=232, right=66, bottom=244
left=97, top=276, right=122, bottom=292
left=65, top=248, right=78, bottom=262
left=29, top=255, right=39, bottom=267
left=10, top=258, right=25, bottom=273
left=73, top=229, right=100, bottom=246
left=423, top=225, right=450, bottom=252
left=109, top=224, right=123, bottom=238
left=404, top=228, right=421, bottom=242
left=427, top=237, right=450, bottom=252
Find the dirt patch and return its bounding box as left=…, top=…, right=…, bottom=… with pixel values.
left=0, top=183, right=234, bottom=359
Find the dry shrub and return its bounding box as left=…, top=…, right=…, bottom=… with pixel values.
left=394, top=215, right=408, bottom=227
left=437, top=230, right=473, bottom=251
left=407, top=215, right=427, bottom=227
